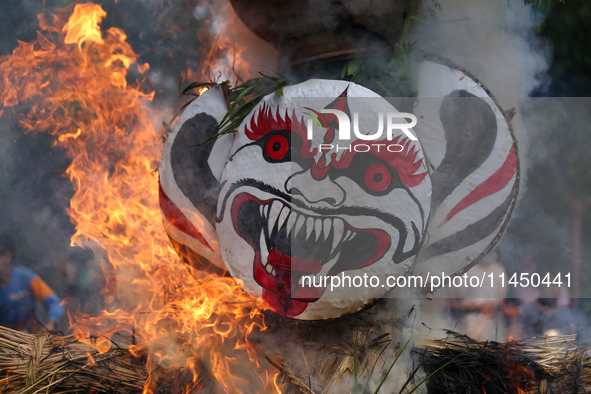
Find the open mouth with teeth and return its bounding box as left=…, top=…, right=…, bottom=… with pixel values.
left=230, top=192, right=391, bottom=317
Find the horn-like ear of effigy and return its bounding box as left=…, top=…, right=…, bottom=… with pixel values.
left=159, top=87, right=233, bottom=275
left=411, top=54, right=519, bottom=284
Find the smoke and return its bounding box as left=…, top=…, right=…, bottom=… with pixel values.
left=186, top=1, right=556, bottom=391
left=197, top=0, right=278, bottom=83
left=0, top=122, right=73, bottom=261
left=412, top=0, right=549, bottom=99
left=0, top=0, right=567, bottom=391
left=412, top=0, right=551, bottom=185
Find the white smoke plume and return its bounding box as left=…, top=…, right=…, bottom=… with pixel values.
left=413, top=0, right=549, bottom=99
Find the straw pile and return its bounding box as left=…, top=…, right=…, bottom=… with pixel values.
left=415, top=332, right=591, bottom=394
left=0, top=325, right=205, bottom=394
left=4, top=322, right=590, bottom=394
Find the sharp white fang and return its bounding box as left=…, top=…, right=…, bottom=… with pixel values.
left=268, top=201, right=282, bottom=235
left=314, top=218, right=323, bottom=241
left=277, top=206, right=290, bottom=231
left=270, top=267, right=275, bottom=276
left=323, top=218, right=331, bottom=241
left=319, top=251, right=340, bottom=276
left=343, top=229, right=354, bottom=242
left=259, top=205, right=265, bottom=218
left=286, top=212, right=296, bottom=237
left=306, top=217, right=315, bottom=240
left=263, top=204, right=270, bottom=219
left=295, top=215, right=306, bottom=236
left=331, top=218, right=344, bottom=254
left=266, top=264, right=273, bottom=274
left=260, top=230, right=269, bottom=266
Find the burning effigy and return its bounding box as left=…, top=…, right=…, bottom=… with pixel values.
left=0, top=0, right=589, bottom=394
left=156, top=0, right=524, bottom=391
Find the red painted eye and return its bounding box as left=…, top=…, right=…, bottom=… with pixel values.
left=364, top=164, right=392, bottom=192
left=266, top=135, right=289, bottom=161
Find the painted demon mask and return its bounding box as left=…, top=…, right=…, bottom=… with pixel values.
left=159, top=58, right=518, bottom=321
left=215, top=80, right=431, bottom=319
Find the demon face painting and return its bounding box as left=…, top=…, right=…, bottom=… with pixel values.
left=215, top=80, right=431, bottom=320
left=160, top=61, right=518, bottom=321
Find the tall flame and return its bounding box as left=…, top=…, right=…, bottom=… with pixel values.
left=0, top=3, right=278, bottom=392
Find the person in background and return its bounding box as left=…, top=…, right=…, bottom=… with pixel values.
left=0, top=233, right=65, bottom=331
left=520, top=288, right=591, bottom=345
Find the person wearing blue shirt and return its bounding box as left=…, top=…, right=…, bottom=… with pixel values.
left=0, top=233, right=65, bottom=331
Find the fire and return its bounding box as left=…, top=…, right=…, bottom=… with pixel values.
left=0, top=3, right=278, bottom=393
left=63, top=3, right=107, bottom=47
left=87, top=352, right=97, bottom=367
left=504, top=345, right=536, bottom=394
left=193, top=1, right=250, bottom=83
left=187, top=0, right=277, bottom=85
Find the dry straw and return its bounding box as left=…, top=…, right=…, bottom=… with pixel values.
left=3, top=323, right=590, bottom=394
left=0, top=325, right=201, bottom=394
left=415, top=331, right=591, bottom=394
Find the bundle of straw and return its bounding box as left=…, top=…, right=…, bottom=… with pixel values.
left=415, top=332, right=591, bottom=394
left=0, top=325, right=204, bottom=394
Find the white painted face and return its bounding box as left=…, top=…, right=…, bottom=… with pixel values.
left=216, top=80, right=431, bottom=320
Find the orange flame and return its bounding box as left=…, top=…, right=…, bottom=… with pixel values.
left=63, top=3, right=106, bottom=47
left=86, top=352, right=96, bottom=367
left=0, top=3, right=278, bottom=392
left=187, top=0, right=277, bottom=85
left=192, top=1, right=249, bottom=83
left=502, top=342, right=536, bottom=394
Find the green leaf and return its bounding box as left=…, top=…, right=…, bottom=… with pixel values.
left=372, top=333, right=413, bottom=394
left=341, top=62, right=350, bottom=79
left=361, top=336, right=391, bottom=394
left=259, top=72, right=281, bottom=82
left=180, top=81, right=215, bottom=96
left=218, top=85, right=255, bottom=128
left=346, top=59, right=365, bottom=80
left=400, top=0, right=417, bottom=43
left=180, top=70, right=290, bottom=148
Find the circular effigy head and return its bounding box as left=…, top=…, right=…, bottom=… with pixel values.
left=159, top=58, right=519, bottom=321
left=215, top=80, right=431, bottom=319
